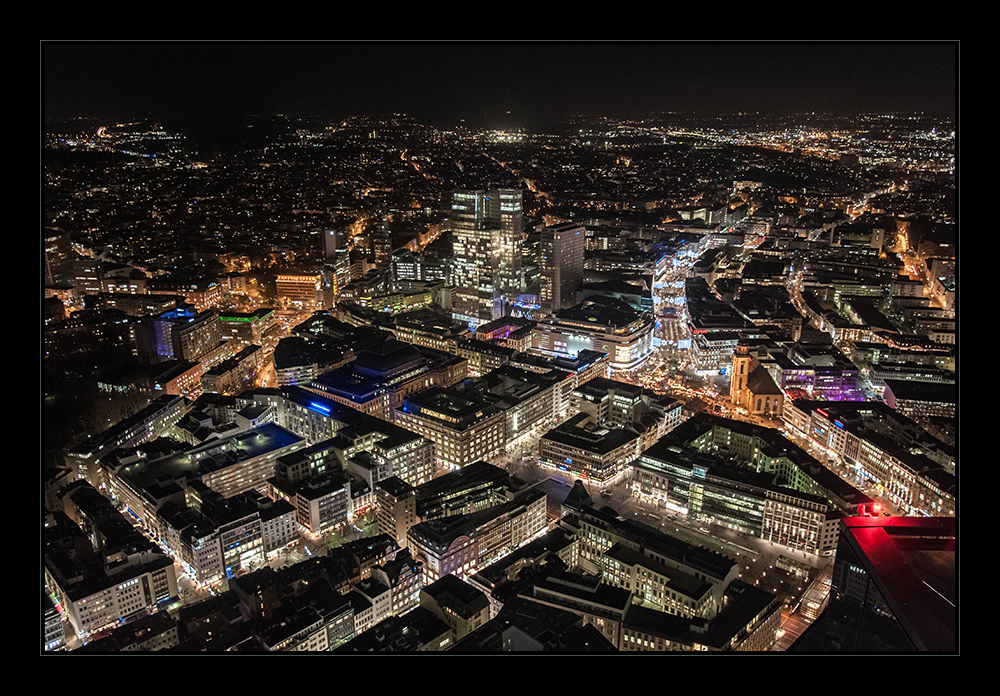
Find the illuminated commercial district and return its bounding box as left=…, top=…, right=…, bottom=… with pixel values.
left=44, top=75, right=956, bottom=652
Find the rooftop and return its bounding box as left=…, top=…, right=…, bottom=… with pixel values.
left=840, top=515, right=956, bottom=652
left=110, top=422, right=303, bottom=491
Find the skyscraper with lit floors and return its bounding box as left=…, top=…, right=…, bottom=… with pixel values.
left=450, top=188, right=523, bottom=328
left=540, top=222, right=585, bottom=316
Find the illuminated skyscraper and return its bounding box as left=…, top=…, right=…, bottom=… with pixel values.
left=540, top=222, right=585, bottom=316
left=450, top=188, right=522, bottom=328
left=44, top=230, right=75, bottom=288
left=324, top=229, right=353, bottom=297
left=372, top=216, right=393, bottom=265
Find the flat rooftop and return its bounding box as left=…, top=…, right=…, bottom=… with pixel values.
left=113, top=422, right=303, bottom=491
left=842, top=515, right=956, bottom=652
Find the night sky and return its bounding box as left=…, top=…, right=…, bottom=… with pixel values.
left=42, top=41, right=958, bottom=128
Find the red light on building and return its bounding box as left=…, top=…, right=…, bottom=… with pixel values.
left=857, top=502, right=881, bottom=517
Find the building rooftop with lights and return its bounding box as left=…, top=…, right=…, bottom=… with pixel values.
left=628, top=414, right=875, bottom=556
left=530, top=295, right=654, bottom=371
left=305, top=339, right=467, bottom=421
left=102, top=421, right=306, bottom=512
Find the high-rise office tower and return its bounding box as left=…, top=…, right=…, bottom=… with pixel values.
left=539, top=222, right=585, bottom=316
left=323, top=229, right=345, bottom=260
left=324, top=230, right=352, bottom=297
left=44, top=230, right=75, bottom=288
left=450, top=188, right=523, bottom=328
left=372, top=216, right=393, bottom=266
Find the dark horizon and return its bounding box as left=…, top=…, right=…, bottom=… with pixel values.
left=42, top=41, right=959, bottom=129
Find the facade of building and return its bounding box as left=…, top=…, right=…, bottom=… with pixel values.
left=572, top=377, right=682, bottom=446
left=45, top=552, right=178, bottom=644
left=531, top=296, right=654, bottom=371
left=395, top=386, right=506, bottom=471
left=519, top=571, right=632, bottom=648
left=602, top=543, right=717, bottom=618
left=336, top=418, right=437, bottom=490
left=376, top=476, right=419, bottom=549
left=219, top=308, right=277, bottom=348
left=450, top=188, right=523, bottom=328
left=44, top=503, right=179, bottom=644
left=881, top=379, right=956, bottom=421
left=350, top=577, right=394, bottom=636
left=376, top=461, right=512, bottom=551
left=44, top=230, right=76, bottom=288
left=454, top=338, right=518, bottom=378
left=413, top=460, right=512, bottom=521
left=371, top=548, right=425, bottom=617
left=44, top=594, right=67, bottom=651
left=540, top=223, right=585, bottom=316
left=781, top=400, right=955, bottom=517
left=131, top=307, right=222, bottom=365
left=158, top=489, right=298, bottom=586
left=266, top=416, right=434, bottom=536
left=388, top=310, right=468, bottom=353
left=692, top=331, right=741, bottom=375
left=102, top=423, right=306, bottom=529
left=201, top=344, right=264, bottom=396
left=419, top=574, right=492, bottom=641
left=468, top=364, right=570, bottom=446
left=173, top=310, right=222, bottom=362
left=65, top=394, right=190, bottom=487
left=147, top=277, right=222, bottom=313
left=407, top=488, right=548, bottom=583
left=271, top=473, right=351, bottom=536
left=730, top=343, right=784, bottom=418
left=538, top=412, right=643, bottom=484
left=620, top=580, right=782, bottom=652
left=568, top=505, right=740, bottom=620
left=305, top=340, right=467, bottom=422
left=276, top=272, right=324, bottom=310
left=629, top=416, right=839, bottom=555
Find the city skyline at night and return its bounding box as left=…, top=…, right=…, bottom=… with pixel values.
left=42, top=40, right=958, bottom=654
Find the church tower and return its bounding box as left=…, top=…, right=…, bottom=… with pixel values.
left=730, top=342, right=754, bottom=408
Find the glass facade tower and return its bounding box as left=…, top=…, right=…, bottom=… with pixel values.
left=450, top=188, right=522, bottom=328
